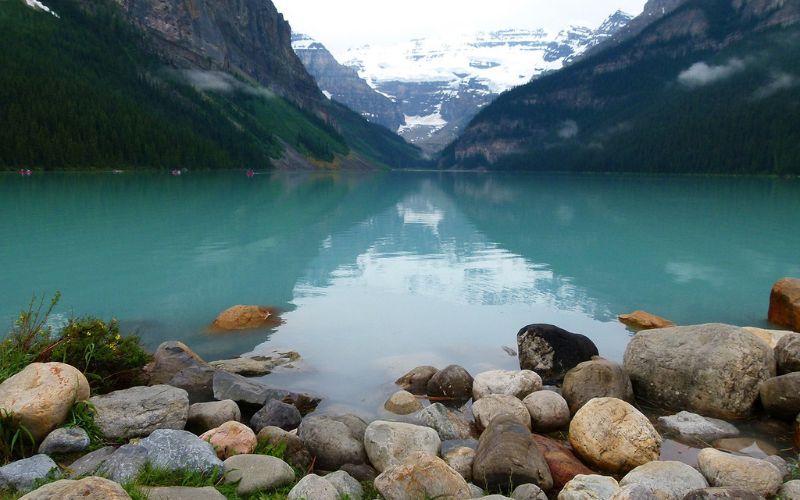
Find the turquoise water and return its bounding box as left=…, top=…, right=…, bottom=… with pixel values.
left=2, top=172, right=799, bottom=413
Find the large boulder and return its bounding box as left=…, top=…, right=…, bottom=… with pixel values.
left=623, top=324, right=775, bottom=419
left=250, top=399, right=301, bottom=432
left=257, top=426, right=313, bottom=471
left=472, top=416, right=552, bottom=492
left=618, top=311, right=674, bottom=331
left=697, top=448, right=783, bottom=497
left=768, top=278, right=800, bottom=331
left=531, top=434, right=592, bottom=491
left=657, top=411, right=739, bottom=443
left=0, top=362, right=90, bottom=441
left=517, top=324, right=598, bottom=383
left=523, top=391, right=570, bottom=432
left=89, top=385, right=189, bottom=440
left=363, top=420, right=440, bottom=472
left=472, top=394, right=531, bottom=430
left=210, top=305, right=281, bottom=331
left=0, top=455, right=59, bottom=492
left=558, top=474, right=620, bottom=500
left=18, top=476, right=130, bottom=500
left=186, top=400, right=241, bottom=434
left=776, top=333, right=800, bottom=374
left=426, top=365, right=474, bottom=400
left=38, top=427, right=90, bottom=455
left=143, top=341, right=214, bottom=403
left=374, top=452, right=472, bottom=500
left=417, top=403, right=474, bottom=440
left=200, top=421, right=257, bottom=459
left=562, top=358, right=634, bottom=414
left=569, top=397, right=662, bottom=474
left=138, top=429, right=223, bottom=475
left=619, top=461, right=708, bottom=499
left=396, top=366, right=439, bottom=394
left=222, top=454, right=294, bottom=496
left=759, top=372, right=800, bottom=419
left=297, top=414, right=367, bottom=470
left=472, top=370, right=542, bottom=401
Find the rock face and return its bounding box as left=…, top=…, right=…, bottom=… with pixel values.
left=697, top=448, right=783, bottom=497
left=287, top=474, right=338, bottom=500
left=187, top=400, right=241, bottom=433
left=395, top=366, right=439, bottom=394
left=657, top=411, right=739, bottom=443
left=618, top=310, right=674, bottom=330
left=200, top=421, right=257, bottom=459
left=363, top=420, right=441, bottom=472
left=209, top=305, right=281, bottom=331
left=144, top=341, right=214, bottom=403
left=472, top=416, right=553, bottom=492
left=472, top=394, right=532, bottom=430
left=776, top=333, right=800, bottom=374
left=297, top=414, right=367, bottom=470
left=38, top=427, right=90, bottom=455
left=623, top=323, right=775, bottom=419
left=523, top=391, right=571, bottom=432
left=531, top=434, right=593, bottom=491
left=472, top=370, right=542, bottom=401
left=223, top=454, right=294, bottom=496
left=558, top=474, right=620, bottom=500
left=417, top=403, right=474, bottom=440
left=562, top=358, right=634, bottom=414
left=427, top=365, right=474, bottom=400
left=384, top=390, right=422, bottom=415
left=568, top=397, right=662, bottom=474
left=759, top=372, right=800, bottom=419
left=374, top=452, right=472, bottom=500
left=769, top=278, right=800, bottom=331
left=18, top=476, right=131, bottom=500
left=619, top=461, right=708, bottom=499
left=0, top=362, right=90, bottom=441
left=0, top=455, right=59, bottom=492
left=90, top=385, right=189, bottom=440
left=139, top=429, right=223, bottom=475
left=250, top=400, right=302, bottom=432
left=517, top=324, right=599, bottom=382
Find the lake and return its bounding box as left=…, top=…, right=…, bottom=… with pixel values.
left=2, top=171, right=799, bottom=415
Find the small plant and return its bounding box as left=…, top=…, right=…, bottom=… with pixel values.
left=128, top=464, right=239, bottom=498
left=0, top=293, right=60, bottom=383
left=0, top=410, right=35, bottom=465
left=254, top=440, right=287, bottom=460
left=64, top=401, right=104, bottom=449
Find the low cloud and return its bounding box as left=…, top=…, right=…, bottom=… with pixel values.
left=678, top=58, right=746, bottom=88
left=753, top=72, right=799, bottom=99
left=177, top=70, right=274, bottom=97
left=557, top=120, right=579, bottom=139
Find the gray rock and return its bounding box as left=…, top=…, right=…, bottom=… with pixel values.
left=67, top=446, right=116, bottom=478
left=779, top=480, right=800, bottom=500
left=19, top=476, right=130, bottom=499
left=98, top=444, right=149, bottom=484
left=441, top=438, right=479, bottom=455
left=759, top=372, right=800, bottom=419
left=209, top=349, right=300, bottom=376
left=143, top=486, right=226, bottom=500
left=764, top=455, right=789, bottom=477
left=363, top=420, right=441, bottom=472
left=211, top=371, right=292, bottom=407
left=522, top=390, right=570, bottom=432
left=472, top=370, right=542, bottom=401
left=426, top=365, right=474, bottom=400
left=512, top=483, right=548, bottom=500
left=38, top=427, right=90, bottom=455
left=287, top=474, right=338, bottom=500
left=472, top=394, right=531, bottom=430
left=374, top=452, right=472, bottom=500
left=562, top=358, right=634, bottom=414
left=90, top=385, right=189, bottom=440
left=776, top=333, right=800, bottom=374
left=469, top=483, right=486, bottom=498
left=620, top=461, right=708, bottom=499
left=697, top=448, right=783, bottom=497
left=610, top=484, right=655, bottom=500
left=395, top=366, right=439, bottom=394
left=144, top=341, right=215, bottom=403
left=657, top=411, right=740, bottom=443
left=682, top=487, right=766, bottom=500
left=417, top=403, right=474, bottom=440
left=222, top=454, right=294, bottom=496
left=517, top=324, right=599, bottom=383
left=443, top=446, right=475, bottom=481
left=384, top=390, right=422, bottom=415
left=0, top=455, right=59, bottom=492
left=250, top=399, right=301, bottom=432
left=186, top=400, right=241, bottom=434
left=623, top=324, right=775, bottom=419
left=256, top=426, right=312, bottom=471
left=558, top=474, right=620, bottom=500
left=139, top=429, right=223, bottom=475
left=297, top=414, right=367, bottom=470
left=325, top=470, right=363, bottom=500
left=167, top=365, right=216, bottom=404
left=340, top=463, right=378, bottom=482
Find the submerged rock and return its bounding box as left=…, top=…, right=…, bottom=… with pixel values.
left=516, top=324, right=598, bottom=383
left=618, top=310, right=674, bottom=330
left=768, top=278, right=800, bottom=332
left=209, top=349, right=300, bottom=377
left=395, top=366, right=439, bottom=394
left=657, top=411, right=739, bottom=443
left=210, top=305, right=281, bottom=331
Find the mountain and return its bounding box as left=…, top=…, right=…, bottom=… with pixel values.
left=0, top=0, right=420, bottom=170
left=334, top=12, right=632, bottom=154
left=440, top=0, right=800, bottom=174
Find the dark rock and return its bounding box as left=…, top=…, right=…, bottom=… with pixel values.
left=516, top=324, right=598, bottom=383
left=426, top=365, right=474, bottom=400
left=417, top=403, right=475, bottom=440
left=98, top=444, right=149, bottom=484
left=441, top=438, right=479, bottom=455
left=67, top=446, right=116, bottom=478
left=472, top=415, right=552, bottom=493
left=38, top=427, right=90, bottom=455
left=187, top=400, right=241, bottom=434
left=562, top=358, right=634, bottom=414
left=256, top=426, right=312, bottom=471
left=139, top=429, right=223, bottom=475
left=776, top=333, right=800, bottom=374
left=0, top=455, right=59, bottom=491
left=530, top=434, right=592, bottom=491
left=250, top=400, right=302, bottom=432
left=768, top=278, right=800, bottom=332
left=340, top=462, right=378, bottom=482
left=167, top=364, right=216, bottom=404
left=759, top=372, right=800, bottom=419
left=682, top=488, right=765, bottom=500
left=297, top=414, right=367, bottom=471
left=395, top=366, right=439, bottom=394
left=144, top=341, right=209, bottom=385
left=795, top=414, right=800, bottom=451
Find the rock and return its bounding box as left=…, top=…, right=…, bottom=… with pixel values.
left=210, top=305, right=281, bottom=331
left=0, top=455, right=59, bottom=492
left=472, top=394, right=531, bottom=430
left=297, top=414, right=367, bottom=470
left=18, top=476, right=130, bottom=500
left=712, top=437, right=778, bottom=459
left=417, top=403, right=474, bottom=440
left=517, top=324, right=599, bottom=383
left=558, top=474, right=620, bottom=500
left=200, top=421, right=256, bottom=459
left=384, top=390, right=422, bottom=415
left=759, top=373, right=800, bottom=419
left=472, top=415, right=552, bottom=492
left=250, top=399, right=302, bottom=432
left=472, top=370, right=542, bottom=401
left=441, top=438, right=478, bottom=455
left=38, top=427, right=90, bottom=455
left=395, top=366, right=439, bottom=394
left=142, top=486, right=226, bottom=500
left=768, top=278, right=800, bottom=331
left=325, top=470, right=363, bottom=500
left=222, top=454, right=294, bottom=495
left=443, top=446, right=475, bottom=481
left=166, top=365, right=216, bottom=405
left=374, top=452, right=472, bottom=500
left=531, top=434, right=593, bottom=491
left=764, top=455, right=789, bottom=477
left=569, top=397, right=662, bottom=474
left=511, top=483, right=548, bottom=500
left=98, top=444, right=149, bottom=484
left=287, top=474, right=338, bottom=500
left=469, top=483, right=485, bottom=498
left=90, top=385, right=189, bottom=440
left=741, top=326, right=791, bottom=348
left=209, top=349, right=300, bottom=376
left=67, top=446, right=116, bottom=478
left=211, top=371, right=293, bottom=407
left=562, top=358, right=634, bottom=414
left=143, top=341, right=214, bottom=403
left=623, top=323, right=775, bottom=419
left=776, top=333, right=800, bottom=374
left=340, top=463, right=378, bottom=482
left=657, top=411, right=739, bottom=443
left=0, top=362, right=90, bottom=441
left=187, top=400, right=241, bottom=433
left=696, top=448, right=782, bottom=497
left=139, top=429, right=223, bottom=475
left=610, top=484, right=653, bottom=500
left=796, top=414, right=800, bottom=451
left=523, top=391, right=570, bottom=432
left=682, top=488, right=766, bottom=500
left=363, top=420, right=441, bottom=472
left=618, top=310, right=675, bottom=330
left=620, top=461, right=708, bottom=499
left=779, top=481, right=800, bottom=500
left=426, top=365, right=474, bottom=400
left=256, top=426, right=313, bottom=471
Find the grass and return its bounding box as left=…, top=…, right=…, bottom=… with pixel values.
left=63, top=401, right=104, bottom=450
left=0, top=410, right=35, bottom=465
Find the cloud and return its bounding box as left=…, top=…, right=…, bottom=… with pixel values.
left=557, top=120, right=579, bottom=139
left=177, top=70, right=274, bottom=97
left=753, top=72, right=799, bottom=99
left=678, top=58, right=746, bottom=88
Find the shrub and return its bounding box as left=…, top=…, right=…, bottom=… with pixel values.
left=0, top=293, right=60, bottom=384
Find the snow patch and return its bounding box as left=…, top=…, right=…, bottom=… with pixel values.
left=24, top=0, right=58, bottom=17
left=398, top=112, right=447, bottom=134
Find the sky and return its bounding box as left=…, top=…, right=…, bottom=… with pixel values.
left=273, top=0, right=648, bottom=57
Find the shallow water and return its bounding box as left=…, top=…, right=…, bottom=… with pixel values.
left=2, top=171, right=799, bottom=421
